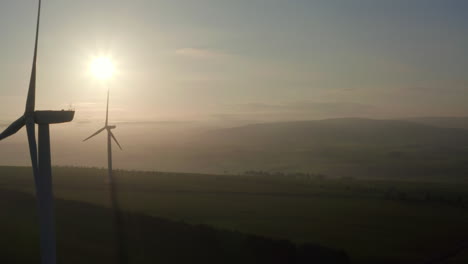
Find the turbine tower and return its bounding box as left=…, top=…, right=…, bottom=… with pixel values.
left=83, top=88, right=126, bottom=263
left=0, top=1, right=74, bottom=264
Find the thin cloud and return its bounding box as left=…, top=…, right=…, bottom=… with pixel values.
left=175, top=48, right=231, bottom=59
left=72, top=102, right=99, bottom=107
left=219, top=101, right=389, bottom=122
left=115, top=120, right=195, bottom=125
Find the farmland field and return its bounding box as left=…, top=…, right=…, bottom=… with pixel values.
left=1, top=166, right=468, bottom=263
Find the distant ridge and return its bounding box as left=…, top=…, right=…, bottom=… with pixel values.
left=205, top=117, right=468, bottom=147
left=187, top=118, right=468, bottom=177
left=403, top=116, right=468, bottom=130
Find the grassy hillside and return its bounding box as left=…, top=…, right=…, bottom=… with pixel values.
left=2, top=166, right=468, bottom=263
left=0, top=188, right=347, bottom=264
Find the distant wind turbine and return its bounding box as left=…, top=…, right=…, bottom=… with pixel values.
left=83, top=88, right=127, bottom=263
left=0, top=1, right=74, bottom=264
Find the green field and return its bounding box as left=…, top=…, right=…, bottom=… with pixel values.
left=2, top=188, right=349, bottom=264
left=1, top=166, right=468, bottom=263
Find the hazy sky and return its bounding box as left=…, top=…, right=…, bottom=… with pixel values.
left=0, top=0, right=467, bottom=126
left=1, top=0, right=468, bottom=170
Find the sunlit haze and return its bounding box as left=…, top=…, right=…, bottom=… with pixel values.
left=90, top=57, right=115, bottom=80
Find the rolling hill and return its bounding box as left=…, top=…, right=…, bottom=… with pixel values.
left=404, top=116, right=468, bottom=130
left=171, top=118, right=468, bottom=178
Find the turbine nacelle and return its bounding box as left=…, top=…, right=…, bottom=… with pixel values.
left=35, top=110, right=75, bottom=124
left=0, top=111, right=74, bottom=141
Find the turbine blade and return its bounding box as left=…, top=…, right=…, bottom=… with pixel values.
left=26, top=120, right=39, bottom=179
left=105, top=88, right=110, bottom=126
left=110, top=131, right=122, bottom=150
left=83, top=127, right=106, bottom=142
left=0, top=116, right=26, bottom=141
left=25, top=0, right=42, bottom=113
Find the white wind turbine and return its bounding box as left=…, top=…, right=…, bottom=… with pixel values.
left=0, top=1, right=74, bottom=263
left=83, top=67, right=127, bottom=263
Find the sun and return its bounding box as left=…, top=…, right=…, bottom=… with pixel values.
left=90, top=57, right=115, bottom=80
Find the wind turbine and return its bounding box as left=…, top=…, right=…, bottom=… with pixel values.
left=83, top=88, right=126, bottom=263
left=0, top=1, right=74, bottom=264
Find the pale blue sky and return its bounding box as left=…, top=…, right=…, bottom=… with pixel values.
left=1, top=0, right=468, bottom=124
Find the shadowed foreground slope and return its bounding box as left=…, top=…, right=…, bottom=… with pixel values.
left=0, top=189, right=349, bottom=264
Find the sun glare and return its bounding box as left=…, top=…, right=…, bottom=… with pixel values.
left=90, top=57, right=115, bottom=80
